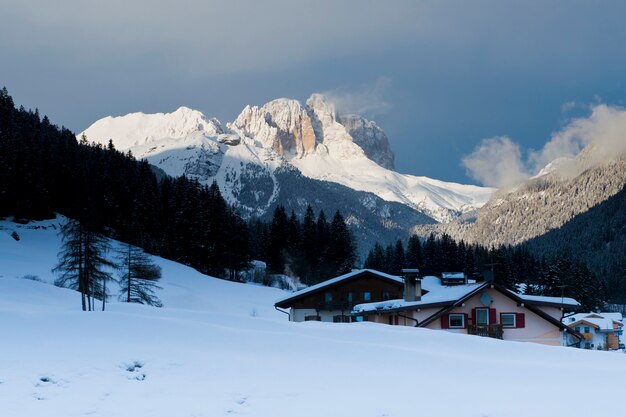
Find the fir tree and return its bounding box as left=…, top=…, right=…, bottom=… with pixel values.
left=53, top=219, right=114, bottom=311
left=117, top=243, right=163, bottom=307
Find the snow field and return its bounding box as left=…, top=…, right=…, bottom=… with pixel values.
left=1, top=219, right=625, bottom=417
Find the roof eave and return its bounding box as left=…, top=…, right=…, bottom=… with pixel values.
left=351, top=300, right=454, bottom=316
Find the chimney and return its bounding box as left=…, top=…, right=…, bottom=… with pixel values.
left=402, top=268, right=421, bottom=302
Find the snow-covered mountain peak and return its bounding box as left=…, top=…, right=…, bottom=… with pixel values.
left=80, top=96, right=494, bottom=223
left=306, top=93, right=337, bottom=123
left=337, top=113, right=395, bottom=170
left=81, top=106, right=238, bottom=151
left=230, top=97, right=317, bottom=158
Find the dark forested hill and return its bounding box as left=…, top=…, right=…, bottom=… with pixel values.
left=0, top=88, right=361, bottom=282
left=524, top=184, right=626, bottom=303
left=0, top=88, right=249, bottom=277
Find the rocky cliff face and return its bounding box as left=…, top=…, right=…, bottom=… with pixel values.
left=80, top=94, right=494, bottom=257
left=230, top=99, right=316, bottom=158
left=338, top=114, right=394, bottom=170
left=229, top=94, right=390, bottom=164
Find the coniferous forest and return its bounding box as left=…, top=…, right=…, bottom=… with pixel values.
left=364, top=234, right=606, bottom=311
left=0, top=87, right=616, bottom=310
left=0, top=88, right=355, bottom=281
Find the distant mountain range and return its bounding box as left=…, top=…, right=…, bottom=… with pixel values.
left=80, top=94, right=493, bottom=257
left=415, top=147, right=626, bottom=247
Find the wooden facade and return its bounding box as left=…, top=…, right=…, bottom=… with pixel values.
left=275, top=270, right=403, bottom=323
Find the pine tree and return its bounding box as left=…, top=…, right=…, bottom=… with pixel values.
left=300, top=205, right=318, bottom=285
left=268, top=205, right=289, bottom=274
left=53, top=219, right=114, bottom=311
left=405, top=235, right=423, bottom=271
left=324, top=211, right=356, bottom=276
left=117, top=243, right=163, bottom=307
left=390, top=240, right=406, bottom=275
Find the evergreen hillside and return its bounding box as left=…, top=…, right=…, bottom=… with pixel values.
left=524, top=184, right=626, bottom=303
left=0, top=88, right=355, bottom=281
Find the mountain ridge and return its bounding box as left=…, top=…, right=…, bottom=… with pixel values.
left=80, top=94, right=493, bottom=223
left=414, top=150, right=626, bottom=248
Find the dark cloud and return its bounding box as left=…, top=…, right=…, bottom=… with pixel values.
left=3, top=1, right=626, bottom=183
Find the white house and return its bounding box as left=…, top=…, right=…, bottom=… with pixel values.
left=563, top=312, right=624, bottom=350
left=352, top=272, right=583, bottom=347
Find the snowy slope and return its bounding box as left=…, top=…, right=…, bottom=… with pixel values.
left=2, top=218, right=626, bottom=417
left=80, top=95, right=493, bottom=222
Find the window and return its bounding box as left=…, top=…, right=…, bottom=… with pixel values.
left=449, top=314, right=465, bottom=329
left=363, top=291, right=372, bottom=301
left=382, top=291, right=391, bottom=300
left=475, top=308, right=489, bottom=325
left=325, top=292, right=333, bottom=303
left=347, top=292, right=353, bottom=303
left=333, top=315, right=350, bottom=323
left=575, top=326, right=581, bottom=333
left=584, top=326, right=590, bottom=333
left=501, top=313, right=516, bottom=328
left=304, top=315, right=321, bottom=321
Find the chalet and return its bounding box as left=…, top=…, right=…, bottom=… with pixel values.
left=563, top=313, right=624, bottom=350
left=274, top=269, right=404, bottom=323
left=351, top=271, right=583, bottom=346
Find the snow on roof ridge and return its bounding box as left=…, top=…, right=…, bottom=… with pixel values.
left=515, top=293, right=580, bottom=306
left=274, top=269, right=402, bottom=304
left=353, top=282, right=484, bottom=314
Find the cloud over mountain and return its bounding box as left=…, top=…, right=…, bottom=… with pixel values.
left=463, top=103, right=626, bottom=187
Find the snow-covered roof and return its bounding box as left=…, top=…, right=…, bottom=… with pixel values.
left=441, top=272, right=465, bottom=279
left=564, top=312, right=623, bottom=331
left=514, top=293, right=580, bottom=308
left=274, top=269, right=403, bottom=307
left=353, top=277, right=582, bottom=315
left=353, top=281, right=485, bottom=314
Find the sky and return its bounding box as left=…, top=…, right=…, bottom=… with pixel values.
left=2, top=0, right=626, bottom=185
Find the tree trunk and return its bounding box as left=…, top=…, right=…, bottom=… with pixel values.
left=127, top=244, right=131, bottom=303
left=102, top=276, right=106, bottom=311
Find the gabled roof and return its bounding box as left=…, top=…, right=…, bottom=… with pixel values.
left=566, top=312, right=623, bottom=323
left=352, top=282, right=486, bottom=314
left=565, top=313, right=624, bottom=332
left=274, top=269, right=403, bottom=308
left=568, top=319, right=601, bottom=330
left=352, top=280, right=583, bottom=339
left=515, top=293, right=580, bottom=309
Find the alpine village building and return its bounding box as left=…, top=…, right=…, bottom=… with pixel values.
left=274, top=269, right=584, bottom=347
left=563, top=313, right=624, bottom=350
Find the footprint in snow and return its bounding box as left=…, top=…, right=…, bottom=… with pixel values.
left=124, top=361, right=147, bottom=381
left=225, top=396, right=249, bottom=414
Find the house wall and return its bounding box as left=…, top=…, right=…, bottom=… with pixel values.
left=287, top=273, right=403, bottom=322
left=366, top=288, right=565, bottom=346
left=291, top=308, right=352, bottom=323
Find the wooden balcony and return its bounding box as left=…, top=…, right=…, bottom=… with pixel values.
left=315, top=301, right=353, bottom=312
left=468, top=324, right=503, bottom=339
left=582, top=332, right=593, bottom=341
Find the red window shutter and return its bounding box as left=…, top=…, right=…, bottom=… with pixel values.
left=441, top=314, right=450, bottom=329
left=516, top=313, right=525, bottom=328
left=471, top=308, right=476, bottom=325
left=489, top=308, right=497, bottom=325
left=463, top=313, right=468, bottom=329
